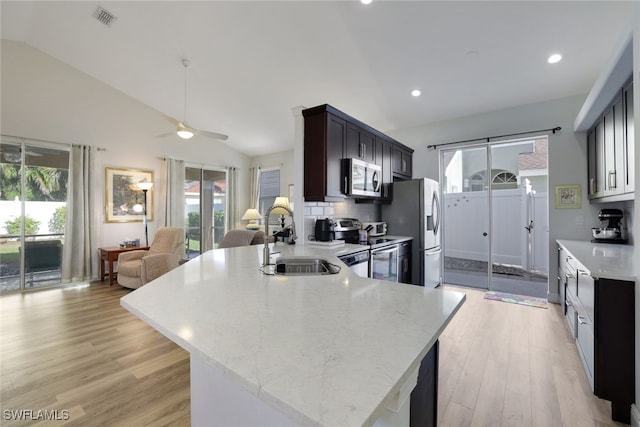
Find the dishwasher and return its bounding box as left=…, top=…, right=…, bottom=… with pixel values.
left=338, top=250, right=370, bottom=278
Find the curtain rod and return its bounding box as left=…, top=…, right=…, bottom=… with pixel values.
left=426, top=126, right=561, bottom=150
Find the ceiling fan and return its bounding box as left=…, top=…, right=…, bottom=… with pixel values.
left=158, top=59, right=228, bottom=141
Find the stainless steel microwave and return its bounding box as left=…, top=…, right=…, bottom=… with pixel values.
left=343, top=158, right=382, bottom=198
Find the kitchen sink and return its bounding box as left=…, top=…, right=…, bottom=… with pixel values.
left=275, top=257, right=341, bottom=275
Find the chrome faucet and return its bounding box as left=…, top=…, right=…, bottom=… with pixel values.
left=263, top=204, right=297, bottom=266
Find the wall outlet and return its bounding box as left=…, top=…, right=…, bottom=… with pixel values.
left=576, top=215, right=584, bottom=225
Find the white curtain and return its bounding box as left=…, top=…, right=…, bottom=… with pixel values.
left=249, top=166, right=261, bottom=209
left=158, top=158, right=185, bottom=259
left=61, top=145, right=100, bottom=282
left=158, top=158, right=185, bottom=228
left=226, top=167, right=238, bottom=231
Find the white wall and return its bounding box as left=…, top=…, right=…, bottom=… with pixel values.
left=387, top=94, right=606, bottom=303
left=1, top=40, right=251, bottom=248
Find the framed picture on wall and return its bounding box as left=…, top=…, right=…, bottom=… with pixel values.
left=105, top=167, right=154, bottom=222
left=554, top=184, right=581, bottom=209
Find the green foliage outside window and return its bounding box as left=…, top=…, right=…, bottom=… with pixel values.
left=4, top=215, right=40, bottom=235
left=48, top=206, right=66, bottom=234
left=0, top=164, right=68, bottom=201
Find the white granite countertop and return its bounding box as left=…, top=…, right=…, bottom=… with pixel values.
left=121, top=243, right=464, bottom=427
left=556, top=239, right=636, bottom=282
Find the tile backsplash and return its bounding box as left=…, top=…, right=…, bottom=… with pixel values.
left=303, top=199, right=381, bottom=242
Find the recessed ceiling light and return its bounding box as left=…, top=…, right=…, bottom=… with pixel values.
left=361, top=0, right=372, bottom=4
left=411, top=89, right=421, bottom=97
left=548, top=53, right=562, bottom=64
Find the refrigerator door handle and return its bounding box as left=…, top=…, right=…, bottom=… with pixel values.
left=433, top=191, right=440, bottom=235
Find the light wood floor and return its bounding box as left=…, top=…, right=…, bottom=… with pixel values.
left=438, top=285, right=625, bottom=427
left=0, top=283, right=625, bottom=426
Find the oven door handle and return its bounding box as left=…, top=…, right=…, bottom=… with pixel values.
left=372, top=246, right=399, bottom=255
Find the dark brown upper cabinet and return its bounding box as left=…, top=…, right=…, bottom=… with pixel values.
left=303, top=104, right=413, bottom=202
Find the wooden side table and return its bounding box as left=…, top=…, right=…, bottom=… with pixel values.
left=99, top=246, right=150, bottom=286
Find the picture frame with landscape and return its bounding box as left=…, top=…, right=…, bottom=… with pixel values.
left=105, top=167, right=154, bottom=222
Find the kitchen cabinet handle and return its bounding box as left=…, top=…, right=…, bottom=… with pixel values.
left=566, top=255, right=572, bottom=261
left=608, top=170, right=616, bottom=189
left=577, top=315, right=589, bottom=325
left=590, top=178, right=596, bottom=195
left=578, top=269, right=589, bottom=276
left=344, top=176, right=348, bottom=194
left=401, top=159, right=406, bottom=173
left=363, top=144, right=366, bottom=159
left=565, top=299, right=573, bottom=307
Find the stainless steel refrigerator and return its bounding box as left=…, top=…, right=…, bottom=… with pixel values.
left=382, top=178, right=441, bottom=287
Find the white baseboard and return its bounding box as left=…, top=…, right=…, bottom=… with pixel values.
left=631, top=403, right=640, bottom=427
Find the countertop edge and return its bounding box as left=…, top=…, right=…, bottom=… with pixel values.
left=556, top=239, right=636, bottom=282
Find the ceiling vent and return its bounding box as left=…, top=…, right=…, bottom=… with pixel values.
left=93, top=6, right=117, bottom=27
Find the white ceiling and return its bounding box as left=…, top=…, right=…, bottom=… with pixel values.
left=1, top=1, right=635, bottom=157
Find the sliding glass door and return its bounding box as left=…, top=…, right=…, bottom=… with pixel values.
left=185, top=166, right=227, bottom=259
left=0, top=138, right=69, bottom=293
left=441, top=146, right=490, bottom=290
left=440, top=138, right=549, bottom=298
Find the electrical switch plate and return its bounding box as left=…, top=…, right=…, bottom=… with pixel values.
left=576, top=215, right=584, bottom=225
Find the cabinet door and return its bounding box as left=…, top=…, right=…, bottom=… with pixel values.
left=576, top=315, right=595, bottom=391
left=398, top=241, right=412, bottom=284
left=304, top=109, right=346, bottom=202
left=587, top=130, right=598, bottom=198
left=326, top=114, right=347, bottom=199
left=623, top=81, right=634, bottom=194
left=592, top=119, right=605, bottom=198
left=376, top=136, right=393, bottom=200
left=603, top=106, right=615, bottom=195
left=603, top=96, right=624, bottom=196
left=346, top=123, right=375, bottom=163
left=392, top=146, right=412, bottom=178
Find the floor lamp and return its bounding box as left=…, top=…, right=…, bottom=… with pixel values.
left=138, top=182, right=153, bottom=246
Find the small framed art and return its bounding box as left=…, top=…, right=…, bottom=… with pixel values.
left=554, top=184, right=581, bottom=209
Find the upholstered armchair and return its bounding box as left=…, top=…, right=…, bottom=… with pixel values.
left=218, top=230, right=265, bottom=248
left=117, top=227, right=185, bottom=289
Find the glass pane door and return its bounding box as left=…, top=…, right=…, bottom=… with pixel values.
left=184, top=167, right=227, bottom=259
left=441, top=146, right=490, bottom=290
left=490, top=139, right=549, bottom=298
left=0, top=140, right=69, bottom=292
left=441, top=139, right=549, bottom=298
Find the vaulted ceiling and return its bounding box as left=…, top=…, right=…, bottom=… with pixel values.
left=1, top=1, right=635, bottom=156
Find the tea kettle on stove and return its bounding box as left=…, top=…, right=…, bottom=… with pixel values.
left=314, top=218, right=335, bottom=242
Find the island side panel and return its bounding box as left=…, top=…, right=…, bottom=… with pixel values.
left=191, top=354, right=300, bottom=427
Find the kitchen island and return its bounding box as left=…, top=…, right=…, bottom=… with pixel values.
left=120, top=243, right=465, bottom=426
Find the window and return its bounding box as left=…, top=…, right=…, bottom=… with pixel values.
left=492, top=171, right=518, bottom=189
left=469, top=173, right=485, bottom=192
left=258, top=169, right=281, bottom=226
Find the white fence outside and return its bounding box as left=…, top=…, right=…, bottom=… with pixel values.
left=443, top=187, right=548, bottom=273
left=0, top=200, right=66, bottom=235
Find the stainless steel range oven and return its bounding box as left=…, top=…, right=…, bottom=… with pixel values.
left=370, top=241, right=399, bottom=282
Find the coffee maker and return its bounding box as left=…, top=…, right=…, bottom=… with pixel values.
left=591, top=209, right=625, bottom=243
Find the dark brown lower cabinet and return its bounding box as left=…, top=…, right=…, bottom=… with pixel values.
left=410, top=340, right=438, bottom=427
left=594, top=278, right=635, bottom=423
